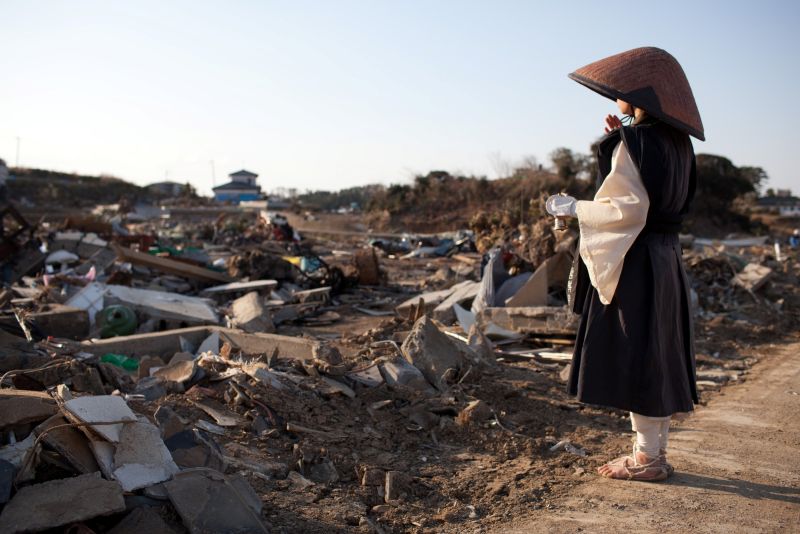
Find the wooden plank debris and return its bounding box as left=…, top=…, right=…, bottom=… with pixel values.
left=81, top=326, right=320, bottom=362
left=112, top=244, right=233, bottom=283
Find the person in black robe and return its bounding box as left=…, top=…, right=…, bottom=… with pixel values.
left=546, top=47, right=704, bottom=481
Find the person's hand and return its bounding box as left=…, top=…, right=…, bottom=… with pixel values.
left=604, top=114, right=623, bottom=134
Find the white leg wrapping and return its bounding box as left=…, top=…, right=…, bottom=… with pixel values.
left=630, top=412, right=670, bottom=458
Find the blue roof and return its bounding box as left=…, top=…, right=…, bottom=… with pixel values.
left=229, top=169, right=258, bottom=178
left=212, top=181, right=261, bottom=191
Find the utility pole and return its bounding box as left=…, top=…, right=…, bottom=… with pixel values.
left=15, top=137, right=20, bottom=167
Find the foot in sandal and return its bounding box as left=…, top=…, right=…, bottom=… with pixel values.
left=597, top=447, right=670, bottom=482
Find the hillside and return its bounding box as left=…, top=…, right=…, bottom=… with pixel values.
left=8, top=167, right=149, bottom=209
left=299, top=152, right=768, bottom=237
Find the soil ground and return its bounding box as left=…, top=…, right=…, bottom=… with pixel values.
left=495, top=341, right=800, bottom=534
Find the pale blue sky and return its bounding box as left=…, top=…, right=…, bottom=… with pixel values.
left=1, top=1, right=798, bottom=195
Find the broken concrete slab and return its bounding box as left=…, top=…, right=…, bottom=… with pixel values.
left=432, top=280, right=480, bottom=324
left=0, top=389, right=58, bottom=431
left=378, top=358, right=436, bottom=394
left=505, top=260, right=548, bottom=307
left=108, top=506, right=177, bottom=534
left=320, top=376, right=356, bottom=398
left=153, top=359, right=198, bottom=384
left=164, top=469, right=269, bottom=534
left=478, top=306, right=578, bottom=336
left=495, top=273, right=533, bottom=306
left=732, top=263, right=772, bottom=291
left=170, top=351, right=196, bottom=364
left=230, top=291, right=276, bottom=333
left=467, top=324, right=496, bottom=364
left=63, top=395, right=137, bottom=442
left=401, top=316, right=479, bottom=391
left=454, top=303, right=523, bottom=341
left=103, top=284, right=218, bottom=325
left=193, top=399, right=247, bottom=427
left=395, top=283, right=468, bottom=315
left=228, top=474, right=264, bottom=515
left=201, top=279, right=278, bottom=297
left=89, top=439, right=116, bottom=479
left=196, top=331, right=220, bottom=356
left=65, top=281, right=105, bottom=324
left=35, top=414, right=101, bottom=474
left=347, top=363, right=385, bottom=388
left=113, top=417, right=179, bottom=491
left=505, top=252, right=572, bottom=308
left=81, top=325, right=319, bottom=362
left=0, top=473, right=125, bottom=534
left=164, top=429, right=226, bottom=471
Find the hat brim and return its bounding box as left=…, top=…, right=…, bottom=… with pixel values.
left=569, top=72, right=705, bottom=141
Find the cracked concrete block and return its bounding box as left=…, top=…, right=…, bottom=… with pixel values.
left=0, top=389, right=58, bottom=431
left=165, top=469, right=269, bottom=534
left=378, top=358, right=436, bottom=394
left=0, top=473, right=125, bottom=533
left=152, top=359, right=197, bottom=384
left=34, top=414, right=100, bottom=474
left=63, top=395, right=137, bottom=442
left=113, top=417, right=179, bottom=491
left=231, top=291, right=275, bottom=333
left=401, top=316, right=477, bottom=390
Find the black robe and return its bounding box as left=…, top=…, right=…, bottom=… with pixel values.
left=567, top=118, right=698, bottom=417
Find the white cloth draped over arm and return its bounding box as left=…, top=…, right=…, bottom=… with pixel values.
left=575, top=141, right=649, bottom=305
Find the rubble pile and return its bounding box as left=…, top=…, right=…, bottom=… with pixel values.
left=685, top=237, right=799, bottom=326
left=0, top=206, right=797, bottom=532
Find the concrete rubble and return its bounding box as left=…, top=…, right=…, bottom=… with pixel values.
left=0, top=197, right=796, bottom=532
left=0, top=473, right=125, bottom=533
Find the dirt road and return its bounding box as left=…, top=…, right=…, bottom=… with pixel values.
left=496, top=341, right=800, bottom=534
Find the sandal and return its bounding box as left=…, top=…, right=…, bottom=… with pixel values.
left=598, top=445, right=670, bottom=482
left=659, top=448, right=675, bottom=476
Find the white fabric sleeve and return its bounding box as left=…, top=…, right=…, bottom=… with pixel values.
left=574, top=142, right=649, bottom=305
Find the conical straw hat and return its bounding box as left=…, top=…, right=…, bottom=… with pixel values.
left=569, top=47, right=705, bottom=141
